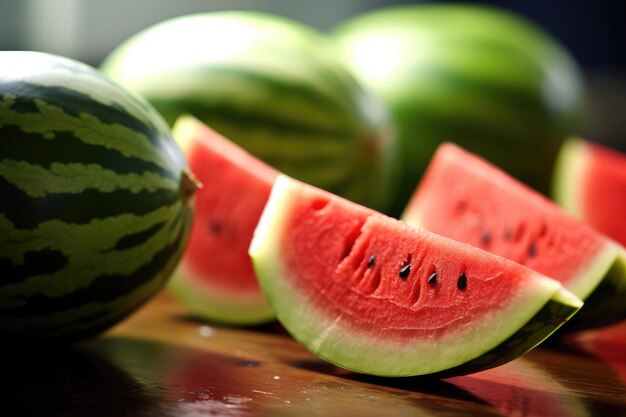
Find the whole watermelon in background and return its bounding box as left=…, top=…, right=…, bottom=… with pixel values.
left=333, top=4, right=585, bottom=215
left=168, top=116, right=277, bottom=325
left=553, top=138, right=626, bottom=249
left=402, top=143, right=626, bottom=330
left=100, top=11, right=396, bottom=213
left=0, top=51, right=198, bottom=341
left=250, top=175, right=581, bottom=377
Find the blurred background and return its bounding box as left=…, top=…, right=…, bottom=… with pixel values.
left=1, top=0, right=624, bottom=146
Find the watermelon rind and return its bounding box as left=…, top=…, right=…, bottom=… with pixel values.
left=250, top=176, right=581, bottom=377
left=565, top=240, right=626, bottom=303
left=167, top=263, right=275, bottom=325
left=563, top=248, right=626, bottom=330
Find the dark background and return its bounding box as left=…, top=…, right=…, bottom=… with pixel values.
left=1, top=0, right=624, bottom=146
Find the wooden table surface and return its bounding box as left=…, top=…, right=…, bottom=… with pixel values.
left=5, top=292, right=626, bottom=417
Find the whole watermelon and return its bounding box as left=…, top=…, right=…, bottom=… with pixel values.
left=333, top=4, right=585, bottom=215
left=100, top=11, right=395, bottom=212
left=0, top=51, right=197, bottom=342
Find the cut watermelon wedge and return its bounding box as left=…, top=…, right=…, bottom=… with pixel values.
left=250, top=175, right=581, bottom=377
left=167, top=116, right=277, bottom=325
left=553, top=138, right=626, bottom=249
left=403, top=143, right=626, bottom=330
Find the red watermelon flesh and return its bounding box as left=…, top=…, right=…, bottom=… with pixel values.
left=168, top=116, right=277, bottom=325
left=250, top=175, right=581, bottom=376
left=553, top=138, right=626, bottom=249
left=402, top=143, right=626, bottom=329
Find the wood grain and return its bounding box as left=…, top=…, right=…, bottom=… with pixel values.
left=4, top=292, right=626, bottom=417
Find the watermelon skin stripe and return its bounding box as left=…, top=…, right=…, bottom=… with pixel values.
left=0, top=93, right=178, bottom=173
left=211, top=121, right=353, bottom=157
left=42, top=55, right=160, bottom=119
left=0, top=81, right=159, bottom=144
left=0, top=214, right=187, bottom=340
left=0, top=124, right=177, bottom=180
left=154, top=102, right=359, bottom=145
left=43, top=238, right=187, bottom=341
left=125, top=64, right=366, bottom=130
left=0, top=203, right=183, bottom=297
left=0, top=159, right=177, bottom=198
left=0, top=249, right=68, bottom=287
left=0, top=175, right=180, bottom=229
left=166, top=65, right=358, bottom=117
left=1, top=217, right=185, bottom=319
left=109, top=221, right=169, bottom=252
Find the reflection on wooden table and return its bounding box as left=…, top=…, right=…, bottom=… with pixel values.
left=4, top=292, right=626, bottom=417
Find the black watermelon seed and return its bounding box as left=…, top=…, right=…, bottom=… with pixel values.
left=367, top=254, right=375, bottom=268
left=457, top=273, right=467, bottom=290
left=528, top=244, right=537, bottom=257
left=399, top=264, right=411, bottom=278
left=428, top=272, right=437, bottom=285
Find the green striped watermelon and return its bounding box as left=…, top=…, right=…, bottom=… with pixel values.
left=0, top=51, right=198, bottom=341
left=333, top=4, right=585, bottom=215
left=100, top=11, right=395, bottom=212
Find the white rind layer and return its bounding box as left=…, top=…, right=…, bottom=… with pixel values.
left=167, top=262, right=274, bottom=325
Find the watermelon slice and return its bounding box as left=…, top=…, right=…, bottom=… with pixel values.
left=250, top=175, right=581, bottom=377
left=553, top=138, right=626, bottom=249
left=402, top=143, right=626, bottom=330
left=167, top=116, right=277, bottom=325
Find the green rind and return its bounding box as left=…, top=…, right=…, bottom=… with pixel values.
left=0, top=51, right=193, bottom=341
left=563, top=247, right=626, bottom=331
left=100, top=11, right=396, bottom=212
left=332, top=3, right=584, bottom=214
left=250, top=175, right=581, bottom=377
left=433, top=287, right=580, bottom=378
left=167, top=264, right=275, bottom=326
